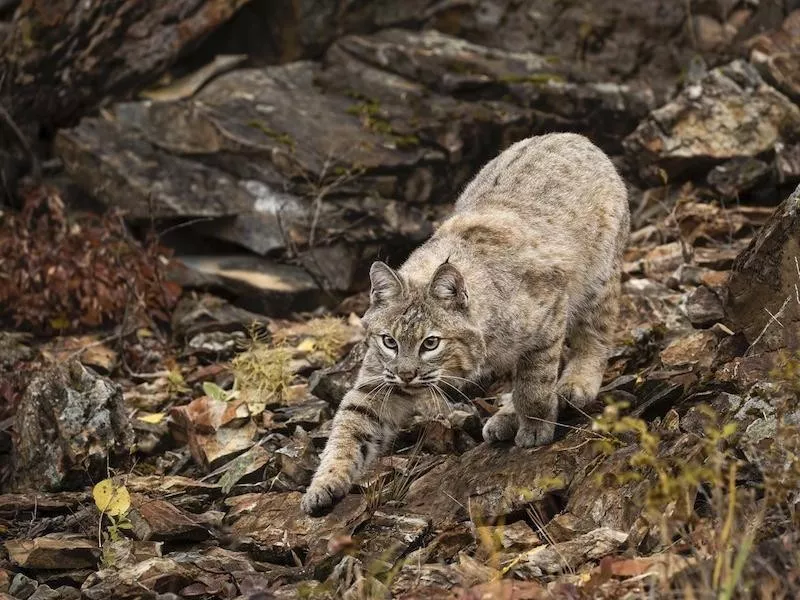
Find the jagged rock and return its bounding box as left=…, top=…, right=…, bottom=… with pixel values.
left=5, top=536, right=99, bottom=570
left=55, top=28, right=654, bottom=266
left=322, top=29, right=654, bottom=154
left=171, top=294, right=260, bottom=357
left=660, top=331, right=718, bottom=368
left=684, top=286, right=725, bottom=327
left=272, top=400, right=332, bottom=432
left=55, top=118, right=254, bottom=219
left=275, top=429, right=319, bottom=487
left=0, top=331, right=33, bottom=368
left=192, top=0, right=445, bottom=65
left=509, top=527, right=628, bottom=578
left=8, top=573, right=37, bottom=599
left=308, top=342, right=366, bottom=408
left=475, top=521, right=542, bottom=553
left=726, top=183, right=800, bottom=353
left=706, top=157, right=771, bottom=198
left=128, top=495, right=211, bottom=542
left=171, top=293, right=268, bottom=342
left=12, top=361, right=134, bottom=492
left=27, top=585, right=81, bottom=600
left=0, top=0, right=253, bottom=128
left=747, top=10, right=800, bottom=101
left=624, top=60, right=800, bottom=184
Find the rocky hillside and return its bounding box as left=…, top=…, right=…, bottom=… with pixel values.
left=2, top=1, right=800, bottom=598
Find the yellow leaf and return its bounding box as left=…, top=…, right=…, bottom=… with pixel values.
left=296, top=339, right=316, bottom=353
left=137, top=412, right=165, bottom=424
left=92, top=479, right=131, bottom=517
left=721, top=422, right=738, bottom=439
left=49, top=316, right=70, bottom=330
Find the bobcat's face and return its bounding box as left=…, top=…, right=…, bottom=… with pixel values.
left=360, top=261, right=485, bottom=394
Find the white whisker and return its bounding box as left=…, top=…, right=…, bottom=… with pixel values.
left=431, top=383, right=454, bottom=417
left=439, top=374, right=486, bottom=392
left=436, top=378, right=473, bottom=404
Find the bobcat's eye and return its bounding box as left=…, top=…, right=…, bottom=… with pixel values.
left=421, top=336, right=440, bottom=352
left=382, top=335, right=398, bottom=350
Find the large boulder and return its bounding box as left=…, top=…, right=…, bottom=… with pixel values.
left=0, top=0, right=253, bottom=128
left=624, top=60, right=800, bottom=185
left=12, top=361, right=134, bottom=492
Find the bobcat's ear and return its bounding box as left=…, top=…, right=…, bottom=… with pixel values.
left=429, top=262, right=468, bottom=310
left=369, top=261, right=403, bottom=305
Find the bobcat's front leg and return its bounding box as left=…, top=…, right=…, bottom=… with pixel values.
left=301, top=382, right=414, bottom=515
left=513, top=301, right=567, bottom=448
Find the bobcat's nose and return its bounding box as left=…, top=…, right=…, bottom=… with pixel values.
left=396, top=368, right=417, bottom=383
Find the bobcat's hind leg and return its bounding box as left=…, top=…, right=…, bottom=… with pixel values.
left=557, top=278, right=619, bottom=410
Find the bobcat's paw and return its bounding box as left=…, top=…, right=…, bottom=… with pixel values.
left=556, top=375, right=601, bottom=410
left=301, top=475, right=349, bottom=516
left=482, top=411, right=518, bottom=443
left=514, top=419, right=555, bottom=448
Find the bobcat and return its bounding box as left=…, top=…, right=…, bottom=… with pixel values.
left=301, top=133, right=630, bottom=515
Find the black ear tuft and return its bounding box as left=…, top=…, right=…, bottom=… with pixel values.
left=428, top=262, right=468, bottom=309
left=369, top=261, right=404, bottom=305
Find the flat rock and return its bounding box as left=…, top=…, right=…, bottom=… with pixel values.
left=12, top=361, right=134, bottom=492
left=726, top=183, right=800, bottom=353
left=225, top=492, right=366, bottom=564
left=684, top=285, right=726, bottom=327
left=225, top=491, right=428, bottom=570
left=80, top=557, right=199, bottom=600
left=405, top=438, right=586, bottom=523
left=475, top=521, right=542, bottom=554
left=0, top=492, right=88, bottom=515
left=706, top=157, right=771, bottom=198
left=129, top=495, right=211, bottom=542
left=509, top=527, right=628, bottom=578
left=275, top=431, right=319, bottom=487
left=5, top=536, right=99, bottom=570
left=125, top=476, right=221, bottom=497
left=624, top=60, right=800, bottom=184
left=660, top=331, right=718, bottom=368
left=169, top=255, right=326, bottom=317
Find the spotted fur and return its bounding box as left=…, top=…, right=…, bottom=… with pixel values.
left=301, top=133, right=630, bottom=515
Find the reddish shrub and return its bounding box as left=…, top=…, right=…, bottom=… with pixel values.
left=0, top=185, right=181, bottom=333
